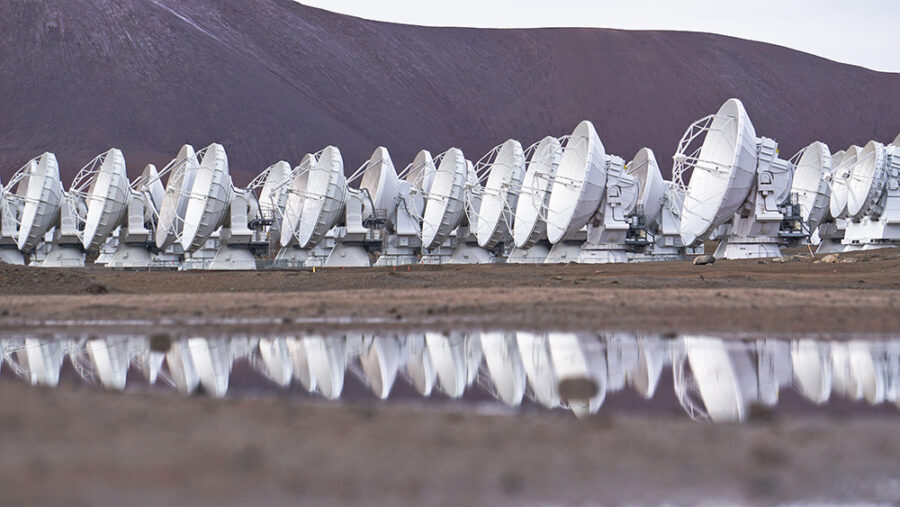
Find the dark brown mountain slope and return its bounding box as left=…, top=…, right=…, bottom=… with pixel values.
left=1, top=0, right=898, bottom=184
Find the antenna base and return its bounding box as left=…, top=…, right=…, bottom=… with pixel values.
left=33, top=244, right=85, bottom=268
left=506, top=243, right=550, bottom=264
left=0, top=246, right=25, bottom=265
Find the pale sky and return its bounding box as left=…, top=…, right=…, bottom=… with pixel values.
left=299, top=0, right=900, bottom=73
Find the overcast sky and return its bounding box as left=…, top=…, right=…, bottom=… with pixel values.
left=299, top=0, right=900, bottom=73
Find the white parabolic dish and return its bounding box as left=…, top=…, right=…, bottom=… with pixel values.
left=829, top=145, right=860, bottom=219
left=421, top=148, right=467, bottom=249
left=545, top=121, right=608, bottom=244
left=790, top=142, right=832, bottom=229
left=297, top=146, right=346, bottom=249
left=359, top=146, right=400, bottom=214
left=181, top=143, right=234, bottom=252
left=156, top=145, right=199, bottom=249
left=258, top=161, right=292, bottom=221
left=678, top=98, right=758, bottom=245
left=474, top=139, right=526, bottom=248
left=17, top=152, right=63, bottom=252
left=280, top=153, right=317, bottom=248
left=846, top=140, right=889, bottom=219
left=82, top=149, right=130, bottom=251
left=513, top=136, right=561, bottom=248
left=628, top=148, right=667, bottom=228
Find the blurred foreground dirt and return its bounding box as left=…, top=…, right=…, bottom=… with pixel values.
left=0, top=382, right=897, bottom=506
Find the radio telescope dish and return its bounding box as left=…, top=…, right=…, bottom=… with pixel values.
left=359, top=147, right=400, bottom=216
left=513, top=137, right=561, bottom=248
left=187, top=338, right=232, bottom=397
left=791, top=340, right=832, bottom=404
left=73, top=149, right=130, bottom=251
left=406, top=150, right=437, bottom=194
left=676, top=99, right=758, bottom=245
left=847, top=141, right=894, bottom=219
left=359, top=337, right=402, bottom=399
left=546, top=121, right=608, bottom=244
left=474, top=140, right=526, bottom=248
left=675, top=336, right=757, bottom=422
left=404, top=335, right=436, bottom=396
left=516, top=332, right=559, bottom=408
left=13, top=338, right=65, bottom=387
left=13, top=153, right=63, bottom=252
left=847, top=342, right=885, bottom=405
left=304, top=336, right=346, bottom=400
left=790, top=142, right=832, bottom=231
left=480, top=333, right=526, bottom=406
left=166, top=341, right=200, bottom=394
left=156, top=145, right=199, bottom=249
left=297, top=146, right=346, bottom=249
left=421, top=148, right=467, bottom=250
left=628, top=148, right=667, bottom=228
left=631, top=337, right=666, bottom=399
left=548, top=334, right=607, bottom=417
left=86, top=338, right=131, bottom=391
left=829, top=145, right=861, bottom=219
left=257, top=161, right=292, bottom=229
left=257, top=338, right=293, bottom=387
left=280, top=153, right=317, bottom=248
left=181, top=143, right=234, bottom=252
left=425, top=333, right=469, bottom=398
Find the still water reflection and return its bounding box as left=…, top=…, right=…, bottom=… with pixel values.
left=2, top=333, right=898, bottom=422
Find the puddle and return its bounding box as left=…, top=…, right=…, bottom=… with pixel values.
left=1, top=331, right=897, bottom=423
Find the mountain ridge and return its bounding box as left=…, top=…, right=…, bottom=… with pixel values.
left=0, top=0, right=898, bottom=185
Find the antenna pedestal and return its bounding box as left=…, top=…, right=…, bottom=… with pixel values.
left=544, top=240, right=583, bottom=263
left=544, top=228, right=586, bottom=264
left=274, top=245, right=309, bottom=268
left=842, top=148, right=900, bottom=250
left=374, top=196, right=421, bottom=267
left=94, top=232, right=118, bottom=265
left=577, top=157, right=634, bottom=264
left=208, top=245, right=258, bottom=270
left=36, top=197, right=85, bottom=267
left=714, top=139, right=792, bottom=260
left=448, top=227, right=495, bottom=264
left=180, top=237, right=218, bottom=270
left=105, top=194, right=163, bottom=269
left=421, top=233, right=458, bottom=265
left=507, top=242, right=550, bottom=264
left=304, top=232, right=336, bottom=267
left=0, top=247, right=24, bottom=265
left=815, top=220, right=847, bottom=254
left=0, top=232, right=24, bottom=265
left=579, top=215, right=630, bottom=264
left=325, top=193, right=375, bottom=267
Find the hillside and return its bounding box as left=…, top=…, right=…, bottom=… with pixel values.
left=1, top=0, right=898, bottom=184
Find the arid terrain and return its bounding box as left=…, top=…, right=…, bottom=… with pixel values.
left=1, top=250, right=899, bottom=505
left=0, top=374, right=897, bottom=505
left=1, top=248, right=900, bottom=335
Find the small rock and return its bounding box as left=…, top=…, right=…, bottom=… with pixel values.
left=693, top=255, right=716, bottom=265
left=817, top=253, right=840, bottom=264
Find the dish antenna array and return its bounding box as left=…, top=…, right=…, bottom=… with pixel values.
left=415, top=148, right=468, bottom=263
left=840, top=139, right=900, bottom=248
left=673, top=98, right=794, bottom=259
left=2, top=153, right=63, bottom=265
left=5, top=96, right=895, bottom=268
left=5, top=334, right=896, bottom=417
left=508, top=137, right=562, bottom=263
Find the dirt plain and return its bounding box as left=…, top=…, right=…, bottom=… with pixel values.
left=0, top=249, right=899, bottom=505
left=1, top=248, right=900, bottom=335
